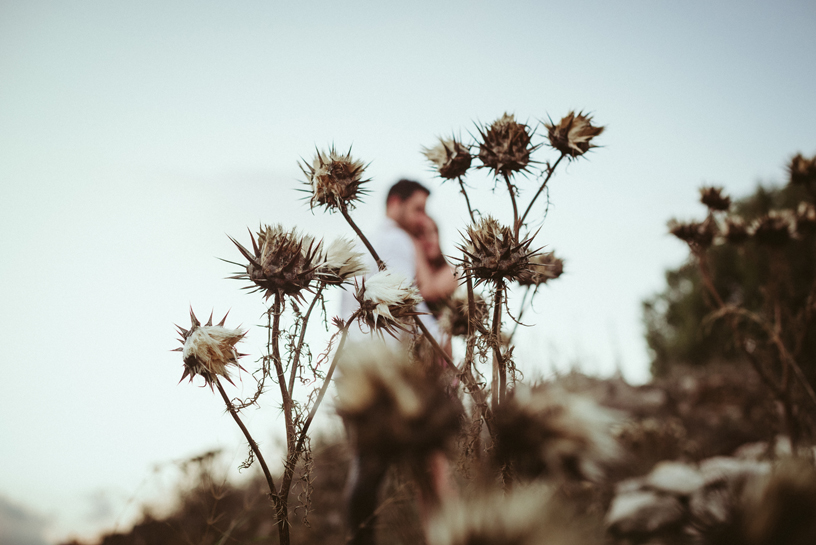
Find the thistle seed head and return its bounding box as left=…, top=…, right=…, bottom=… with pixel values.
left=668, top=218, right=716, bottom=249
left=229, top=224, right=321, bottom=301
left=724, top=217, right=750, bottom=244
left=300, top=146, right=369, bottom=211
left=438, top=288, right=488, bottom=337
left=423, top=137, right=472, bottom=180
left=700, top=186, right=731, bottom=212
left=317, top=237, right=368, bottom=285
left=476, top=113, right=538, bottom=178
left=459, top=216, right=536, bottom=285
left=494, top=385, right=621, bottom=482
left=788, top=153, right=816, bottom=186
left=517, top=251, right=564, bottom=287
left=795, top=202, right=816, bottom=236
left=544, top=111, right=604, bottom=159
left=173, top=308, right=246, bottom=389
left=428, top=484, right=602, bottom=545
left=751, top=212, right=792, bottom=246
left=335, top=341, right=462, bottom=458
left=353, top=270, right=423, bottom=336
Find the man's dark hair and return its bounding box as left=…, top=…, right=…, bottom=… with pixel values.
left=386, top=179, right=430, bottom=203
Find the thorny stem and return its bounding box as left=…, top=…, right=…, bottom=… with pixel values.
left=278, top=320, right=354, bottom=514
left=270, top=294, right=296, bottom=455
left=490, top=282, right=505, bottom=409
left=215, top=378, right=280, bottom=506
left=519, top=154, right=564, bottom=228
left=340, top=205, right=385, bottom=270
left=503, top=174, right=520, bottom=240
left=464, top=266, right=477, bottom=374
left=458, top=176, right=476, bottom=223
left=288, top=283, right=326, bottom=396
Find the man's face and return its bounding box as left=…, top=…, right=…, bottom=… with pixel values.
left=392, top=191, right=428, bottom=236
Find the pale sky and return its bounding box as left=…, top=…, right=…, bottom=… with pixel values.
left=2, top=1, right=815, bottom=543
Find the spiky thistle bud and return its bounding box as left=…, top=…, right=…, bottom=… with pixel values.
left=353, top=270, right=423, bottom=336
left=494, top=385, right=621, bottom=482
left=438, top=288, right=488, bottom=337
left=751, top=212, right=792, bottom=246
left=788, top=153, right=816, bottom=187
left=700, top=186, right=731, bottom=212
left=476, top=113, right=538, bottom=178
left=317, top=237, right=368, bottom=285
left=229, top=224, right=321, bottom=301
left=544, top=111, right=604, bottom=159
left=300, top=146, right=369, bottom=211
left=459, top=217, right=536, bottom=285
left=668, top=218, right=716, bottom=249
left=795, top=202, right=816, bottom=236
left=517, top=251, right=564, bottom=287
left=335, top=341, right=462, bottom=458
left=428, top=484, right=603, bottom=545
left=423, top=137, right=472, bottom=180
left=724, top=216, right=750, bottom=244
left=173, top=308, right=246, bottom=389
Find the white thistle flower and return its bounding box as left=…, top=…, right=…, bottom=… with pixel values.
left=495, top=385, right=621, bottom=482
left=318, top=237, right=368, bottom=284
left=354, top=270, right=422, bottom=335
left=174, top=308, right=246, bottom=389
left=429, top=483, right=601, bottom=545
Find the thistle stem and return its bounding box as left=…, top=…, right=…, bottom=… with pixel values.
left=458, top=176, right=476, bottom=223
left=270, top=294, right=295, bottom=454
left=464, top=266, right=477, bottom=373
left=503, top=174, right=520, bottom=240
left=215, top=378, right=279, bottom=504
left=288, top=283, right=325, bottom=396
left=278, top=319, right=354, bottom=512
left=519, top=154, right=564, bottom=227
left=490, top=282, right=505, bottom=409
left=415, top=313, right=494, bottom=435
left=340, top=205, right=385, bottom=270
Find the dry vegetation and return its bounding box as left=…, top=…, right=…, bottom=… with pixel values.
left=64, top=120, right=816, bottom=545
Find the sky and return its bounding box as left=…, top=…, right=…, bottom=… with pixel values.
left=2, top=1, right=816, bottom=543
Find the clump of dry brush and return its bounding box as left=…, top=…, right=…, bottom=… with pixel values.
left=667, top=152, right=816, bottom=449
left=170, top=109, right=607, bottom=545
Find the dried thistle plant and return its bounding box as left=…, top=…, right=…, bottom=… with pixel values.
left=300, top=146, right=369, bottom=212
left=459, top=216, right=536, bottom=285
left=517, top=250, right=564, bottom=287
left=174, top=308, right=246, bottom=388
left=423, top=137, right=472, bottom=180
left=353, top=270, right=423, bottom=336
left=700, top=186, right=731, bottom=212
left=751, top=211, right=792, bottom=246
left=668, top=218, right=716, bottom=249
left=544, top=111, right=604, bottom=159
left=428, top=483, right=603, bottom=545
left=317, top=237, right=368, bottom=285
left=334, top=341, right=462, bottom=458
left=228, top=224, right=321, bottom=301
left=788, top=153, right=816, bottom=187
left=493, top=385, right=621, bottom=482
left=476, top=113, right=538, bottom=178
